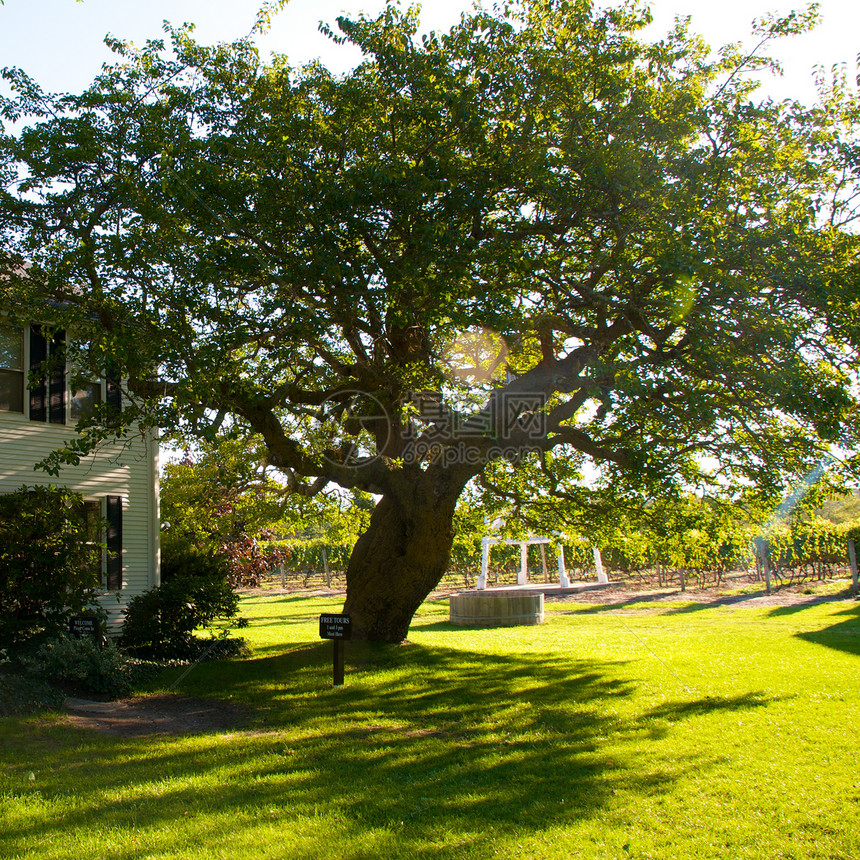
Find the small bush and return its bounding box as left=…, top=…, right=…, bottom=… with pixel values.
left=23, top=634, right=135, bottom=699
left=177, top=634, right=249, bottom=662
left=120, top=547, right=239, bottom=658
left=159, top=543, right=232, bottom=585
left=0, top=673, right=65, bottom=716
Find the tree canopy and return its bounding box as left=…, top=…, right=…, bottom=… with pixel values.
left=2, top=0, right=859, bottom=639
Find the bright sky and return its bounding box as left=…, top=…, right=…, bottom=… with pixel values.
left=0, top=0, right=857, bottom=104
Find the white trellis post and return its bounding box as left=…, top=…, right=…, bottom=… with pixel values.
left=558, top=544, right=571, bottom=588
left=478, top=530, right=567, bottom=590
left=593, top=547, right=608, bottom=584
left=477, top=537, right=492, bottom=590
left=518, top=542, right=529, bottom=585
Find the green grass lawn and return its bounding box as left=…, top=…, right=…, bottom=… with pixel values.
left=1, top=592, right=859, bottom=859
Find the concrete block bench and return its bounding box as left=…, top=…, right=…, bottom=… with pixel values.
left=449, top=591, right=545, bottom=627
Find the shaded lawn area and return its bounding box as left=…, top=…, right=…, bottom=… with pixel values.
left=1, top=594, right=858, bottom=859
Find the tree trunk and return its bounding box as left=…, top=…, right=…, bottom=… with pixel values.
left=342, top=476, right=465, bottom=642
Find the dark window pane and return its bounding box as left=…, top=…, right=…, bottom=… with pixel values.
left=0, top=369, right=24, bottom=412
left=29, top=325, right=48, bottom=422
left=106, top=495, right=122, bottom=590
left=0, top=326, right=23, bottom=370
left=81, top=500, right=103, bottom=578
left=82, top=500, right=101, bottom=542
left=48, top=330, right=66, bottom=425
left=70, top=383, right=102, bottom=421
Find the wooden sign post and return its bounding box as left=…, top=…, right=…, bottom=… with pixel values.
left=319, top=614, right=352, bottom=686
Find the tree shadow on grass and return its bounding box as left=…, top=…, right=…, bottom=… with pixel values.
left=605, top=592, right=850, bottom=617
left=792, top=603, right=860, bottom=657
left=660, top=593, right=770, bottom=614
left=0, top=640, right=783, bottom=860
left=414, top=619, right=535, bottom=632
left=242, top=614, right=334, bottom=629
left=643, top=691, right=773, bottom=722
left=549, top=591, right=771, bottom=616
left=765, top=594, right=856, bottom=617
left=558, top=592, right=682, bottom=614
left=239, top=593, right=342, bottom=606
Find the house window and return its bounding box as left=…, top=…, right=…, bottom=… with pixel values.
left=78, top=496, right=123, bottom=590
left=70, top=383, right=102, bottom=420
left=105, top=495, right=123, bottom=590
left=81, top=499, right=104, bottom=578
left=69, top=346, right=103, bottom=421
left=0, top=325, right=25, bottom=413
left=6, top=324, right=120, bottom=423
left=29, top=325, right=66, bottom=424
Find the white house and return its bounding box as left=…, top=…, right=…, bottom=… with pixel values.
left=0, top=321, right=160, bottom=628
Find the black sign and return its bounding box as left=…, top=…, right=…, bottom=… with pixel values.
left=319, top=614, right=352, bottom=640
left=69, top=615, right=103, bottom=642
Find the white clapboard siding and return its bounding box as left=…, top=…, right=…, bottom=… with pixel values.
left=0, top=412, right=160, bottom=629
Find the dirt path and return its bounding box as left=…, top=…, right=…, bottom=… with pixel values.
left=63, top=694, right=250, bottom=737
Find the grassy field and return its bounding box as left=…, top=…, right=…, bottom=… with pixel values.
left=1, top=591, right=858, bottom=859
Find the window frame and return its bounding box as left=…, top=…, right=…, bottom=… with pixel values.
left=80, top=498, right=107, bottom=582
left=0, top=324, right=114, bottom=424
left=79, top=496, right=123, bottom=591
left=68, top=344, right=105, bottom=422
left=0, top=324, right=26, bottom=415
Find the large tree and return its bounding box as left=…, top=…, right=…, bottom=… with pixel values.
left=2, top=1, right=859, bottom=640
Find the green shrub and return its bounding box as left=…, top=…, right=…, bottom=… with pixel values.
left=120, top=546, right=239, bottom=658
left=0, top=486, right=104, bottom=648
left=159, top=542, right=232, bottom=584
left=22, top=634, right=134, bottom=699
left=0, top=672, right=65, bottom=716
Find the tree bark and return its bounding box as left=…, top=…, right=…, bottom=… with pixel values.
left=342, top=472, right=466, bottom=642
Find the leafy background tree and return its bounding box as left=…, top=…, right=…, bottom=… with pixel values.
left=160, top=432, right=374, bottom=583
left=1, top=1, right=859, bottom=640
left=161, top=435, right=290, bottom=585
